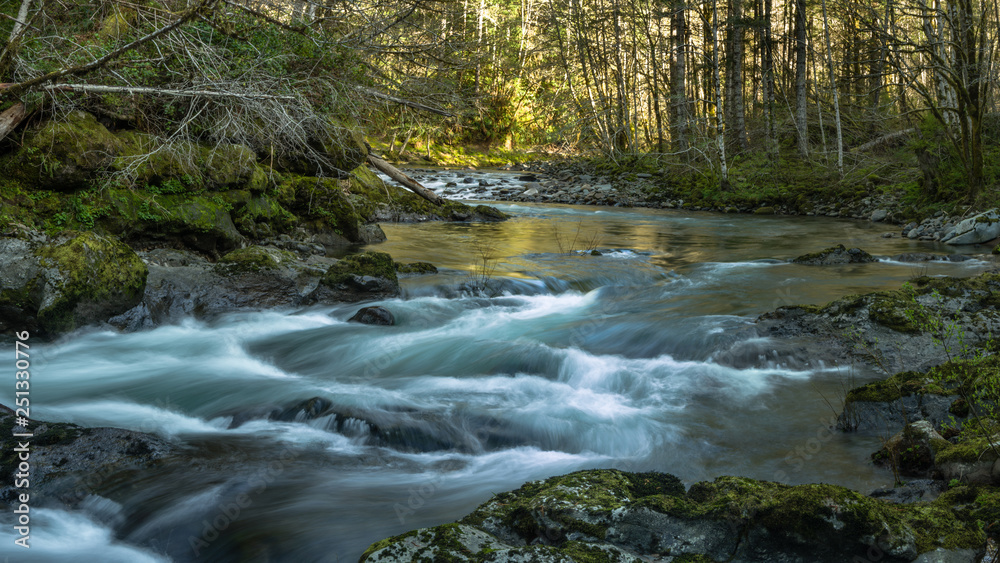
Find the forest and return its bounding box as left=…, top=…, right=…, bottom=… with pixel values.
left=0, top=0, right=998, bottom=216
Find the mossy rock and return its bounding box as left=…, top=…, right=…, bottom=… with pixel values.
left=216, top=246, right=289, bottom=273
left=754, top=206, right=775, bottom=215
left=33, top=231, right=148, bottom=334
left=395, top=261, right=437, bottom=274
left=112, top=132, right=258, bottom=192
left=271, top=118, right=368, bottom=177
left=792, top=244, right=876, bottom=265
left=13, top=111, right=120, bottom=191
left=366, top=470, right=985, bottom=562
left=232, top=194, right=296, bottom=238
left=322, top=251, right=397, bottom=290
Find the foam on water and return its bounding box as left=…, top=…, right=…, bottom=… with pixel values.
left=0, top=508, right=171, bottom=562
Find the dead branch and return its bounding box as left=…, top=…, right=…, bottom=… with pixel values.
left=368, top=154, right=445, bottom=205
left=355, top=86, right=454, bottom=117
left=42, top=83, right=296, bottom=101
left=0, top=102, right=26, bottom=143
left=852, top=128, right=916, bottom=153
left=0, top=0, right=215, bottom=100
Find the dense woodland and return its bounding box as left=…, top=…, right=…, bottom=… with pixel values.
left=0, top=0, right=998, bottom=209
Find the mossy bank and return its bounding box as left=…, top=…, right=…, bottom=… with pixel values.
left=361, top=469, right=990, bottom=562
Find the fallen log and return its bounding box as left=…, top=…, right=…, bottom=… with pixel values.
left=852, top=128, right=916, bottom=153
left=367, top=154, right=445, bottom=206
left=0, top=102, right=26, bottom=143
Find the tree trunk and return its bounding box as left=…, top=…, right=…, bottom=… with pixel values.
left=670, top=0, right=689, bottom=155
left=712, top=0, right=729, bottom=189
left=725, top=0, right=747, bottom=153
left=821, top=0, right=843, bottom=176
left=794, top=0, right=808, bottom=158
left=368, top=155, right=445, bottom=206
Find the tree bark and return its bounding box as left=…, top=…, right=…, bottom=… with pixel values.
left=793, top=0, right=809, bottom=158
left=670, top=0, right=689, bottom=155
left=821, top=0, right=843, bottom=176
left=0, top=101, right=26, bottom=143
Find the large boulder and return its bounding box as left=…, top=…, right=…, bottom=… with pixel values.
left=362, top=469, right=985, bottom=563
left=943, top=209, right=1000, bottom=246
left=111, top=132, right=262, bottom=192
left=0, top=231, right=148, bottom=335
left=270, top=119, right=368, bottom=177
left=110, top=247, right=401, bottom=330
left=316, top=251, right=399, bottom=301
left=13, top=111, right=120, bottom=191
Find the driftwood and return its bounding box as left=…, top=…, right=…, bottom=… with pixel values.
left=0, top=102, right=26, bottom=143
left=852, top=128, right=916, bottom=153
left=368, top=154, right=445, bottom=206
left=355, top=86, right=454, bottom=118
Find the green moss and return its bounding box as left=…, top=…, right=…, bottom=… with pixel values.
left=216, top=246, right=282, bottom=273
left=33, top=231, right=147, bottom=333
left=754, top=206, right=775, bottom=215
left=322, top=251, right=397, bottom=287
left=14, top=111, right=120, bottom=191
left=395, top=261, right=438, bottom=274
left=112, top=132, right=257, bottom=192
left=97, top=10, right=132, bottom=40
left=845, top=371, right=934, bottom=404
left=934, top=436, right=1000, bottom=465
left=868, top=291, right=922, bottom=333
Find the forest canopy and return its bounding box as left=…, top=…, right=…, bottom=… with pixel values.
left=0, top=0, right=998, bottom=205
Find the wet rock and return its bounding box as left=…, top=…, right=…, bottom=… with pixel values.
left=348, top=306, right=395, bottom=326
left=872, top=421, right=946, bottom=477
left=944, top=209, right=1000, bottom=245
left=0, top=231, right=148, bottom=336
left=869, top=479, right=946, bottom=504
left=792, top=244, right=876, bottom=265
left=111, top=248, right=400, bottom=330
left=362, top=469, right=984, bottom=563
left=0, top=404, right=171, bottom=504
left=871, top=209, right=889, bottom=222
left=522, top=187, right=539, bottom=196
left=462, top=177, right=476, bottom=184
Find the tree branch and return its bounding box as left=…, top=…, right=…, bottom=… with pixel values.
left=0, top=0, right=215, bottom=100
left=354, top=86, right=454, bottom=117
left=40, top=83, right=296, bottom=101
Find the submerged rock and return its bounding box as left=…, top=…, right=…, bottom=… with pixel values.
left=0, top=404, right=171, bottom=504
left=792, top=244, right=876, bottom=265
left=348, top=306, right=395, bottom=326
left=362, top=469, right=985, bottom=562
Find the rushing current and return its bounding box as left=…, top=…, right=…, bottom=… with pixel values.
left=1, top=170, right=996, bottom=562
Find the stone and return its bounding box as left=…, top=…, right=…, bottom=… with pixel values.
left=792, top=244, right=877, bottom=265
left=522, top=187, right=539, bottom=196
left=944, top=209, right=1000, bottom=245
left=871, top=209, right=889, bottom=222
left=14, top=111, right=120, bottom=191
left=348, top=306, right=395, bottom=326
left=0, top=231, right=148, bottom=336
left=361, top=469, right=985, bottom=563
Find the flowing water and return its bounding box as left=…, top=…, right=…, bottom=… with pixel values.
left=1, top=172, right=997, bottom=562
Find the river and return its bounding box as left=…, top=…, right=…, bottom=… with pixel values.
left=0, top=170, right=995, bottom=562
